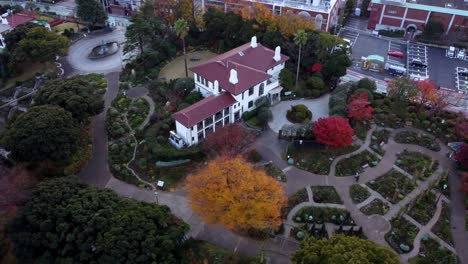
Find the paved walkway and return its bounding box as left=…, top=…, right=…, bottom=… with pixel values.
left=268, top=94, right=330, bottom=133
left=255, top=125, right=467, bottom=262
left=74, top=59, right=466, bottom=262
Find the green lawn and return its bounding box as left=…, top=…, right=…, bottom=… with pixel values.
left=158, top=50, right=217, bottom=81
left=52, top=22, right=81, bottom=33
left=3, top=62, right=54, bottom=90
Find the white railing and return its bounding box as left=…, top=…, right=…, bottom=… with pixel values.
left=248, top=0, right=332, bottom=12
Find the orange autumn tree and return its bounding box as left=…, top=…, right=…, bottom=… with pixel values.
left=185, top=156, right=286, bottom=230
left=241, top=3, right=315, bottom=38
left=416, top=80, right=438, bottom=112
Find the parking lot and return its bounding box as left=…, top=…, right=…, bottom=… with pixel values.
left=407, top=43, right=429, bottom=80
left=427, top=47, right=468, bottom=92
left=339, top=27, right=468, bottom=93
left=456, top=67, right=468, bottom=93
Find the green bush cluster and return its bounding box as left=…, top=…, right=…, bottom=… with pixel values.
left=336, top=150, right=380, bottom=176
left=378, top=29, right=405, bottom=37
left=311, top=186, right=343, bottom=204
left=242, top=97, right=272, bottom=128
left=409, top=237, right=457, bottom=263
left=127, top=98, right=150, bottom=129
left=108, top=137, right=138, bottom=184
left=367, top=169, right=416, bottom=204
left=407, top=191, right=437, bottom=225
left=394, top=131, right=441, bottom=151
left=329, top=83, right=350, bottom=117
left=360, top=199, right=389, bottom=216
left=349, top=184, right=371, bottom=204
left=385, top=216, right=419, bottom=253
left=106, top=107, right=130, bottom=140
left=282, top=188, right=308, bottom=219
left=370, top=129, right=391, bottom=155
left=264, top=163, right=287, bottom=182
left=287, top=104, right=312, bottom=123
left=396, top=150, right=439, bottom=180
left=431, top=202, right=453, bottom=246
left=294, top=206, right=354, bottom=225
left=152, top=144, right=204, bottom=162
left=305, top=76, right=327, bottom=98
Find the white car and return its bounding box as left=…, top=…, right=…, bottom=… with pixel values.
left=457, top=49, right=466, bottom=60
left=447, top=46, right=456, bottom=57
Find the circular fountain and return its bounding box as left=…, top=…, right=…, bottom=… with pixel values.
left=88, top=40, right=120, bottom=60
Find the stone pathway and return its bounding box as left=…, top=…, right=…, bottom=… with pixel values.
left=259, top=124, right=463, bottom=262
left=78, top=74, right=466, bottom=263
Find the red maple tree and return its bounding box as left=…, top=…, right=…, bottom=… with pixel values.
left=461, top=172, right=468, bottom=193
left=312, top=117, right=354, bottom=147
left=347, top=92, right=373, bottom=121
left=455, top=143, right=468, bottom=170
left=311, top=63, right=322, bottom=73
left=454, top=122, right=468, bottom=141
left=416, top=80, right=438, bottom=111
left=203, top=124, right=255, bottom=156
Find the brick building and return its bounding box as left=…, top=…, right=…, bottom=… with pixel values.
left=368, top=0, right=468, bottom=33
left=194, top=0, right=344, bottom=31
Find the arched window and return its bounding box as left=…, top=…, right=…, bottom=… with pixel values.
left=315, top=14, right=323, bottom=30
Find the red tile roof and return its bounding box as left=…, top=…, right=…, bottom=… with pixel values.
left=172, top=92, right=237, bottom=128
left=191, top=42, right=289, bottom=95
left=6, top=11, right=36, bottom=28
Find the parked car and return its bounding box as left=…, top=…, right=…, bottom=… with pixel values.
left=387, top=50, right=404, bottom=58
left=457, top=49, right=466, bottom=60
left=410, top=59, right=427, bottom=68
left=459, top=71, right=468, bottom=78
left=447, top=46, right=456, bottom=58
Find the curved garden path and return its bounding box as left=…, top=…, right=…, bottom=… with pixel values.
left=256, top=125, right=467, bottom=262
left=76, top=72, right=466, bottom=262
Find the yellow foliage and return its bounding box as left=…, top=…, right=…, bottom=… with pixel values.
left=185, top=156, right=287, bottom=230
left=179, top=0, right=194, bottom=22
left=241, top=3, right=315, bottom=38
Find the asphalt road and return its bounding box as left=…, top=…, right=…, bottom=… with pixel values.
left=428, top=46, right=468, bottom=90
left=78, top=72, right=119, bottom=187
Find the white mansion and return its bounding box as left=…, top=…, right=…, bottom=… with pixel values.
left=169, top=36, right=289, bottom=148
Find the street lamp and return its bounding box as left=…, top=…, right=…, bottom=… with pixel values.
left=154, top=191, right=159, bottom=205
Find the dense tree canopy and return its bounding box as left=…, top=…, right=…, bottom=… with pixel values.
left=202, top=124, right=255, bottom=156
left=348, top=92, right=373, bottom=121
left=387, top=77, right=418, bottom=116
left=8, top=176, right=189, bottom=263
left=13, top=27, right=69, bottom=63
left=1, top=105, right=80, bottom=162
left=4, top=23, right=40, bottom=53
left=76, top=0, right=108, bottom=26
left=312, top=117, right=354, bottom=147
left=186, top=156, right=286, bottom=230
left=292, top=235, right=400, bottom=264
left=125, top=8, right=166, bottom=54
left=34, top=74, right=106, bottom=122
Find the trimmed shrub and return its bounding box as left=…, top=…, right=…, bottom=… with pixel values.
left=287, top=104, right=312, bottom=123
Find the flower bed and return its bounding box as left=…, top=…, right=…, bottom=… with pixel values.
left=287, top=142, right=360, bottom=174
left=108, top=137, right=138, bottom=185
left=431, top=202, right=453, bottom=246
left=360, top=199, right=389, bottom=216
left=350, top=184, right=371, bottom=204
left=406, top=191, right=437, bottom=226
left=395, top=131, right=440, bottom=151
left=264, top=163, right=287, bottom=182
left=385, top=216, right=419, bottom=254
left=367, top=170, right=417, bottom=204
left=396, top=150, right=439, bottom=180
left=408, top=238, right=457, bottom=264
left=311, top=186, right=343, bottom=204
left=335, top=150, right=380, bottom=176
left=106, top=107, right=131, bottom=140
left=282, top=188, right=308, bottom=219
left=127, top=98, right=150, bottom=130
left=293, top=206, right=354, bottom=225
left=353, top=121, right=371, bottom=141
left=370, top=129, right=391, bottom=156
